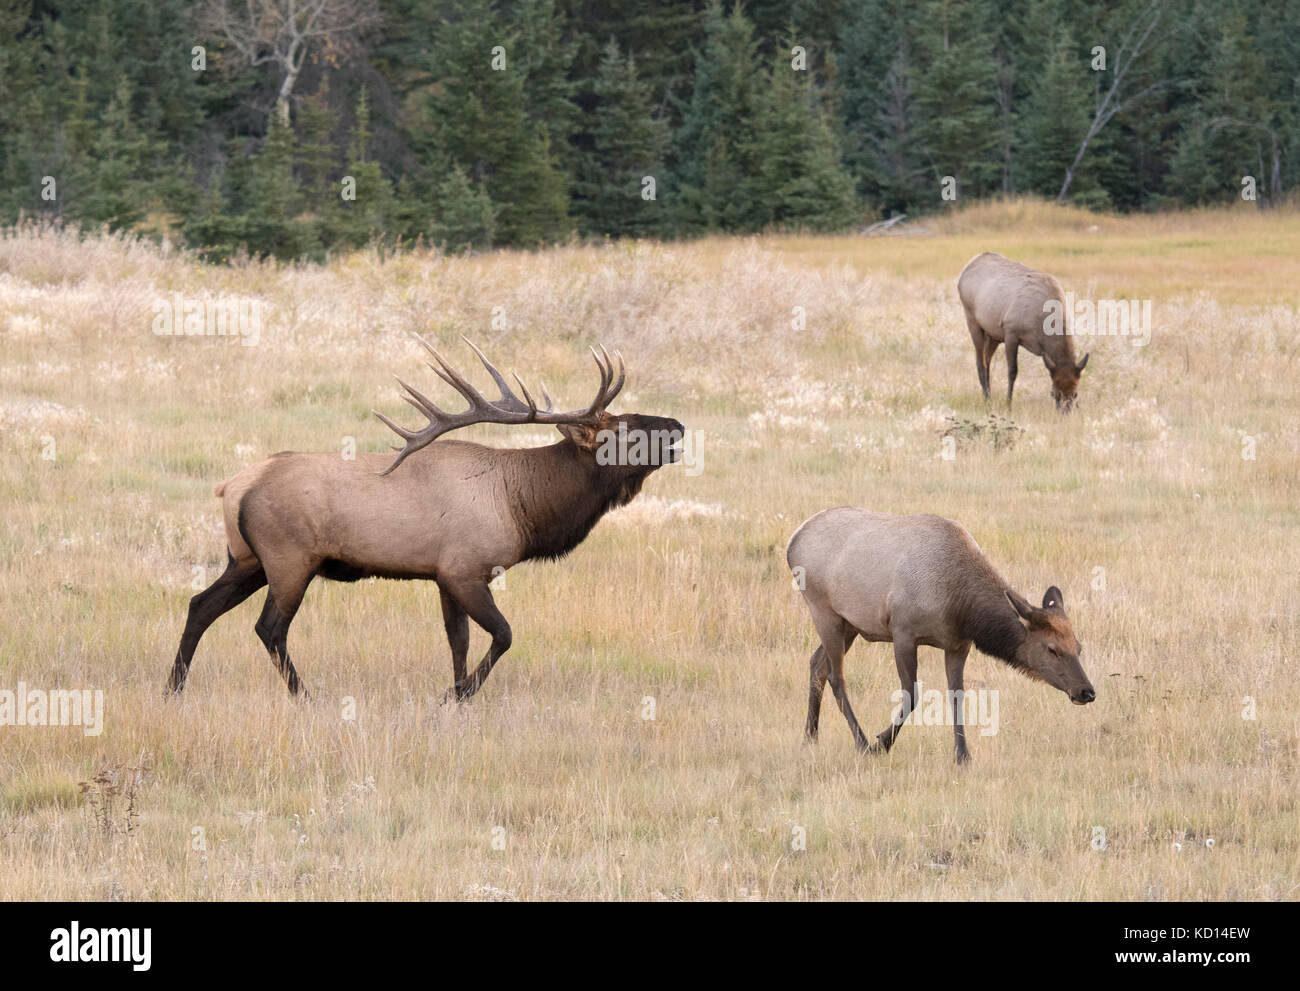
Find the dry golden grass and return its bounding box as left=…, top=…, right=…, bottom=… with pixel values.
left=1, top=200, right=1297, bottom=900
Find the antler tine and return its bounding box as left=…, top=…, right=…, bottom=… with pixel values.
left=462, top=336, right=531, bottom=411
left=417, top=335, right=490, bottom=409
left=609, top=350, right=626, bottom=402
left=423, top=361, right=474, bottom=402
left=539, top=382, right=554, bottom=411
left=371, top=409, right=415, bottom=440
left=512, top=372, right=539, bottom=414
left=586, top=345, right=611, bottom=414
left=396, top=377, right=449, bottom=421
left=599, top=345, right=626, bottom=406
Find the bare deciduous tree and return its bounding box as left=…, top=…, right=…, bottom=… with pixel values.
left=202, top=0, right=381, bottom=127
left=1057, top=0, right=1167, bottom=202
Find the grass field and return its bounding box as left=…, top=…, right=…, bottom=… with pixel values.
left=1, top=199, right=1297, bottom=900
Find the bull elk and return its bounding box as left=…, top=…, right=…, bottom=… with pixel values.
left=166, top=338, right=684, bottom=701
left=787, top=508, right=1095, bottom=763
left=958, top=251, right=1089, bottom=411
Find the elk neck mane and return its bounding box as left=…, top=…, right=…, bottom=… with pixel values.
left=504, top=440, right=650, bottom=563
left=950, top=574, right=1029, bottom=672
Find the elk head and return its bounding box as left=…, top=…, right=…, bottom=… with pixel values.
left=1043, top=353, right=1089, bottom=413
left=1005, top=586, right=1095, bottom=704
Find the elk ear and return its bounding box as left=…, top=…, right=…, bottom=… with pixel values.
left=1005, top=588, right=1036, bottom=623
left=1077, top=353, right=1089, bottom=373
left=1042, top=586, right=1065, bottom=613
left=557, top=422, right=602, bottom=451
left=1043, top=353, right=1057, bottom=371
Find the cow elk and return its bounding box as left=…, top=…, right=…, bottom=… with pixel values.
left=787, top=508, right=1095, bottom=763
left=958, top=251, right=1089, bottom=411
left=166, top=338, right=684, bottom=701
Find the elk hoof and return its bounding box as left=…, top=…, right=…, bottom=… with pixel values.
left=955, top=749, right=971, bottom=765
left=440, top=682, right=472, bottom=705
left=864, top=734, right=894, bottom=756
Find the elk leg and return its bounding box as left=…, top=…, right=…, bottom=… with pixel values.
left=254, top=567, right=314, bottom=697
left=438, top=586, right=470, bottom=686
left=873, top=639, right=920, bottom=753
left=443, top=581, right=511, bottom=702
left=806, top=646, right=828, bottom=740
left=806, top=629, right=857, bottom=741
left=982, top=336, right=1000, bottom=396
left=1004, top=338, right=1019, bottom=407
left=166, top=556, right=267, bottom=695
left=944, top=646, right=971, bottom=764
left=965, top=313, right=991, bottom=399
left=806, top=606, right=870, bottom=750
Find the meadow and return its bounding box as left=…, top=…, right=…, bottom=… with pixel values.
left=1, top=199, right=1297, bottom=900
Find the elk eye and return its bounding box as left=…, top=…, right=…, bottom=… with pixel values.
left=1047, top=646, right=1059, bottom=656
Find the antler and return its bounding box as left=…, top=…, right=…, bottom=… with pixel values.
left=373, top=335, right=625, bottom=475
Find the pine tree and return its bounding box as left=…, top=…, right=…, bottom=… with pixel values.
left=1171, top=7, right=1283, bottom=205
left=517, top=0, right=579, bottom=174
left=335, top=87, right=397, bottom=247
left=914, top=0, right=1001, bottom=202
left=671, top=1, right=764, bottom=232
left=421, top=0, right=570, bottom=245
left=839, top=0, right=926, bottom=214
left=575, top=40, right=668, bottom=237
left=1019, top=30, right=1099, bottom=203
left=432, top=163, right=499, bottom=252
left=746, top=43, right=857, bottom=230
left=295, top=83, right=341, bottom=210
left=77, top=78, right=152, bottom=229
left=243, top=115, right=319, bottom=258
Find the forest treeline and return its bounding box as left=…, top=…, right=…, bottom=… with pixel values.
left=1, top=0, right=1296, bottom=259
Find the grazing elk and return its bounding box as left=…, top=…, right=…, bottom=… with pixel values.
left=958, top=251, right=1089, bottom=411
left=166, top=338, right=684, bottom=701
left=787, top=508, right=1094, bottom=763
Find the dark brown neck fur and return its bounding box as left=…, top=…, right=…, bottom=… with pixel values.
left=952, top=579, right=1028, bottom=671
left=506, top=441, right=653, bottom=562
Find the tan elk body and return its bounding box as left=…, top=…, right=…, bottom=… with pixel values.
left=167, top=339, right=683, bottom=701
left=787, top=508, right=1095, bottom=762
left=958, top=251, right=1089, bottom=410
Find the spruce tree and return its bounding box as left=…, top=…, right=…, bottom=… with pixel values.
left=914, top=0, right=1001, bottom=202
left=432, top=163, right=499, bottom=252
left=337, top=87, right=397, bottom=247
left=671, top=1, right=763, bottom=232
left=576, top=40, right=668, bottom=237
left=421, top=0, right=571, bottom=245
left=79, top=78, right=151, bottom=229
left=747, top=44, right=857, bottom=230
left=1019, top=30, right=1099, bottom=202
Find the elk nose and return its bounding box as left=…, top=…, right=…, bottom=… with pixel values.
left=1078, top=687, right=1096, bottom=704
